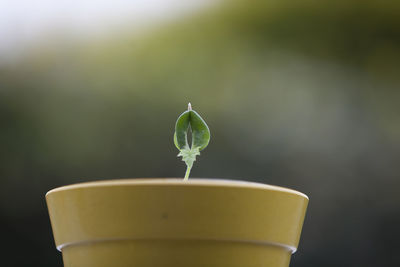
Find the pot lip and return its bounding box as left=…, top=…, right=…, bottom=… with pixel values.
left=46, top=178, right=308, bottom=200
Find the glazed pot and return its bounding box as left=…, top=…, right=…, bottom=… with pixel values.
left=46, top=179, right=308, bottom=267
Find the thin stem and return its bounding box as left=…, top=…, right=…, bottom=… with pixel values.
left=183, top=164, right=192, bottom=181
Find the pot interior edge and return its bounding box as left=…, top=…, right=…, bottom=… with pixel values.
left=46, top=178, right=308, bottom=200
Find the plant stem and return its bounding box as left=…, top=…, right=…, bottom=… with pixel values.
left=183, top=164, right=192, bottom=181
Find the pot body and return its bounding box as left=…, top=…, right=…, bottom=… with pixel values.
left=46, top=179, right=308, bottom=267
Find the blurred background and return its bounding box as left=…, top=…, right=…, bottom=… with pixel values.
left=1, top=0, right=399, bottom=266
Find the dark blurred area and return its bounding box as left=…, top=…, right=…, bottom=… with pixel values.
left=1, top=0, right=400, bottom=266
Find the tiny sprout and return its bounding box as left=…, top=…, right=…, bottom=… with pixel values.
left=174, top=103, right=210, bottom=181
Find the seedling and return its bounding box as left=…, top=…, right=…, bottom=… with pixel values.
left=174, top=103, right=210, bottom=180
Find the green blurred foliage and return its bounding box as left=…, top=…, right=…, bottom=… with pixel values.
left=0, top=0, right=399, bottom=266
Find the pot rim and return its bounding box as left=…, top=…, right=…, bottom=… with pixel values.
left=46, top=178, right=308, bottom=200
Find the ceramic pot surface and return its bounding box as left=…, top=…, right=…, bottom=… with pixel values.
left=46, top=179, right=308, bottom=267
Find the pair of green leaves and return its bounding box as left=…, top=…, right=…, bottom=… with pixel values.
left=174, top=104, right=210, bottom=180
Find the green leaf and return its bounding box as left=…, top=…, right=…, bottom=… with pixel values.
left=189, top=110, right=210, bottom=151
left=174, top=110, right=190, bottom=150
left=174, top=104, right=210, bottom=180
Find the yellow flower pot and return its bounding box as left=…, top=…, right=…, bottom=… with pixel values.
left=46, top=179, right=308, bottom=267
